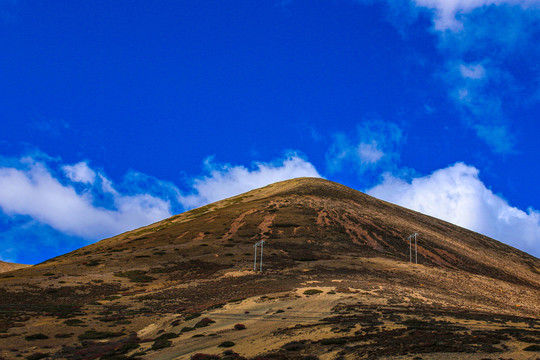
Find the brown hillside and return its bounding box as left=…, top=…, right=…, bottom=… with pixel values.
left=1, top=177, right=539, bottom=360
left=0, top=260, right=29, bottom=274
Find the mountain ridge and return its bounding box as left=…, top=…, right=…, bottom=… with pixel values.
left=1, top=177, right=539, bottom=359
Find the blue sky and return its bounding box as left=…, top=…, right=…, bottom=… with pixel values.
left=1, top=0, right=540, bottom=264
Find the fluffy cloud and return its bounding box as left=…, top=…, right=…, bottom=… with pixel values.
left=326, top=121, right=403, bottom=177
left=374, top=0, right=540, bottom=153
left=0, top=158, right=172, bottom=239
left=178, top=154, right=321, bottom=209
left=368, top=162, right=540, bottom=256
left=62, top=162, right=96, bottom=184
left=412, top=0, right=540, bottom=30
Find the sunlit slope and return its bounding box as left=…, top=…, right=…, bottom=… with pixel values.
left=30, top=177, right=540, bottom=287
left=0, top=260, right=30, bottom=273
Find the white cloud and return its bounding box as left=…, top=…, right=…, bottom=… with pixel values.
left=0, top=158, right=172, bottom=240
left=368, top=162, right=540, bottom=257
left=178, top=154, right=321, bottom=209
left=62, top=162, right=96, bottom=184
left=326, top=121, right=403, bottom=175
left=357, top=141, right=384, bottom=164
left=413, top=0, right=540, bottom=31
left=460, top=63, right=486, bottom=79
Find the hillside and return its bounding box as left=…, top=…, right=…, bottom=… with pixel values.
left=0, top=260, right=29, bottom=274
left=0, top=177, right=539, bottom=360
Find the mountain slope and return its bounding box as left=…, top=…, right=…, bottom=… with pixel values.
left=1, top=177, right=539, bottom=360
left=0, top=260, right=29, bottom=273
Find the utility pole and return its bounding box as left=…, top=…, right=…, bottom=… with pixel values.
left=253, top=240, right=265, bottom=272
left=407, top=233, right=418, bottom=264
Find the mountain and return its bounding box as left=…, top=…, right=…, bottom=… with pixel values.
left=0, top=260, right=29, bottom=273
left=0, top=177, right=539, bottom=360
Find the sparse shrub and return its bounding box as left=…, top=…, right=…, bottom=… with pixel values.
left=191, top=354, right=220, bottom=360
left=25, top=333, right=49, bottom=341
left=225, top=253, right=234, bottom=257
left=181, top=326, right=195, bottom=332
left=275, top=309, right=285, bottom=314
left=43, top=272, right=55, bottom=276
left=234, top=324, right=246, bottom=330
left=185, top=312, right=201, bottom=321
left=320, top=338, right=347, bottom=345
left=151, top=338, right=172, bottom=350
left=192, top=334, right=204, bottom=338
left=26, top=353, right=49, bottom=360
left=282, top=341, right=305, bottom=351
left=85, top=260, right=101, bottom=266
left=524, top=344, right=540, bottom=351
left=78, top=330, right=124, bottom=340
left=64, top=319, right=85, bottom=326
left=194, top=318, right=215, bottom=328
left=218, top=341, right=235, bottom=348
left=114, top=270, right=155, bottom=283
left=303, top=289, right=323, bottom=295
left=327, top=291, right=336, bottom=295
left=156, top=333, right=179, bottom=340
left=55, top=333, right=72, bottom=338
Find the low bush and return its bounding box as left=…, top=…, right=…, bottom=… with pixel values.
left=218, top=341, right=235, bottom=348
left=191, top=354, right=220, bottom=360
left=320, top=338, right=347, bottom=345
left=303, top=289, right=323, bottom=295
left=151, top=338, right=172, bottom=350
left=194, top=318, right=215, bottom=328
left=233, top=324, right=246, bottom=330
left=26, top=353, right=49, bottom=360
left=282, top=341, right=305, bottom=351
left=78, top=330, right=124, bottom=340
left=25, top=333, right=49, bottom=341
left=185, top=312, right=201, bottom=321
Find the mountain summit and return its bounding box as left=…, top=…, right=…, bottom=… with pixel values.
left=1, top=177, right=539, bottom=359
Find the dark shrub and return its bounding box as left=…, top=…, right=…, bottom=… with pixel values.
left=524, top=344, right=540, bottom=351
left=26, top=353, right=49, bottom=360
left=233, top=324, right=246, bottom=330
left=218, top=341, right=235, bottom=348
left=194, top=318, right=215, bottom=328
left=185, top=312, right=201, bottom=321
left=25, top=333, right=49, bottom=341
left=282, top=341, right=305, bottom=351
left=303, top=289, right=323, bottom=295
left=151, top=338, right=172, bottom=350
left=64, top=319, right=84, bottom=326
left=78, top=330, right=124, bottom=340
left=181, top=326, right=195, bottom=332
left=156, top=333, right=179, bottom=340
left=320, top=338, right=347, bottom=345
left=191, top=354, right=220, bottom=360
